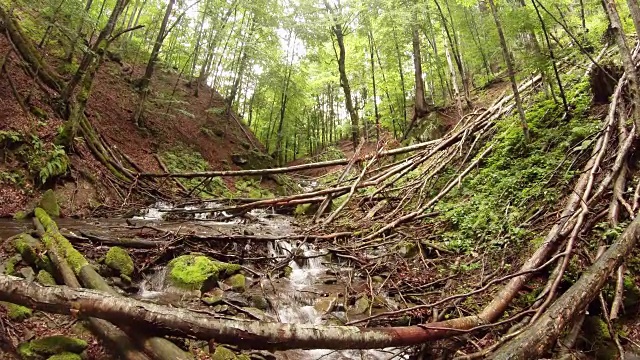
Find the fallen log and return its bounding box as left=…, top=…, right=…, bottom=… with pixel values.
left=138, top=139, right=439, bottom=178
left=491, top=213, right=640, bottom=359
left=33, top=218, right=152, bottom=360
left=34, top=208, right=194, bottom=360
left=0, top=273, right=483, bottom=350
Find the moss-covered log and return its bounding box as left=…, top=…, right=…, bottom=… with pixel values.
left=0, top=5, right=63, bottom=92
left=34, top=208, right=194, bottom=360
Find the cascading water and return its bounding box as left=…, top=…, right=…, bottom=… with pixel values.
left=267, top=240, right=402, bottom=360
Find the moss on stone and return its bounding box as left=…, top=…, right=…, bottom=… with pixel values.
left=2, top=255, right=20, bottom=276
left=104, top=247, right=134, bottom=277
left=14, top=234, right=42, bottom=266
left=283, top=266, right=292, bottom=277
left=249, top=295, right=269, bottom=310
left=2, top=302, right=32, bottom=321
left=294, top=204, right=313, bottom=216
left=168, top=255, right=241, bottom=291
left=211, top=346, right=237, bottom=360
left=38, top=190, right=60, bottom=217
left=36, top=270, right=56, bottom=286
left=24, top=336, right=87, bottom=357
left=226, top=274, right=246, bottom=292
left=46, top=353, right=83, bottom=360
left=13, top=210, right=29, bottom=220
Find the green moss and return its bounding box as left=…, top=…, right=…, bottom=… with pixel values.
left=46, top=353, right=83, bottom=360
left=294, top=204, right=313, bottom=216
left=36, top=270, right=56, bottom=286
left=18, top=336, right=87, bottom=359
left=13, top=211, right=28, bottom=220
left=30, top=106, right=48, bottom=119
left=104, top=247, right=134, bottom=277
left=3, top=258, right=17, bottom=276
left=211, top=346, right=237, bottom=360
left=226, top=274, right=246, bottom=292
left=2, top=302, right=32, bottom=321
left=35, top=209, right=88, bottom=274
left=283, top=266, right=292, bottom=277
left=168, top=255, right=241, bottom=290
left=38, top=190, right=60, bottom=217
left=14, top=234, right=41, bottom=265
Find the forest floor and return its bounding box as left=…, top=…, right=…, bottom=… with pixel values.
left=0, top=32, right=269, bottom=218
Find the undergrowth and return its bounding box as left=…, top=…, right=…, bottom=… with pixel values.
left=426, top=80, right=600, bottom=254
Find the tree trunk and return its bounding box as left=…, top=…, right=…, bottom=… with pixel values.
left=627, top=0, right=640, bottom=37
left=368, top=30, right=380, bottom=143
left=492, top=214, right=640, bottom=359
left=605, top=0, right=640, bottom=134
left=325, top=1, right=360, bottom=150
left=65, top=0, right=94, bottom=61
left=404, top=18, right=431, bottom=141
left=488, top=0, right=530, bottom=141
left=392, top=26, right=408, bottom=133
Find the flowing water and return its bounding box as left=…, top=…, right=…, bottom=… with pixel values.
left=0, top=201, right=405, bottom=359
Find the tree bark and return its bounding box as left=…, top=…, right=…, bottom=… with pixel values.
left=492, top=213, right=640, bottom=359
left=488, top=0, right=530, bottom=141
left=325, top=1, right=360, bottom=149
left=605, top=0, right=640, bottom=134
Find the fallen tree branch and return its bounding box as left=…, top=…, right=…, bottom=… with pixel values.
left=491, top=213, right=640, bottom=359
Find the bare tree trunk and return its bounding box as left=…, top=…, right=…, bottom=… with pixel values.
left=488, top=0, right=530, bottom=141
left=626, top=0, right=640, bottom=36
left=368, top=30, right=380, bottom=143
left=133, top=0, right=176, bottom=126
left=325, top=1, right=360, bottom=149
left=605, top=0, right=640, bottom=134
left=392, top=26, right=408, bottom=133
left=492, top=214, right=640, bottom=359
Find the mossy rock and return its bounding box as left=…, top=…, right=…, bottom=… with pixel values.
left=36, top=270, right=57, bottom=286
left=2, top=302, right=32, bottom=321
left=249, top=295, right=269, bottom=310
left=294, top=204, right=314, bottom=216
left=17, top=336, right=87, bottom=360
left=225, top=274, right=246, bottom=292
left=582, top=316, right=617, bottom=360
left=1, top=255, right=21, bottom=276
left=211, top=346, right=238, bottom=360
left=13, top=211, right=29, bottom=220
left=398, top=241, right=418, bottom=258
left=104, top=247, right=134, bottom=277
left=283, top=266, right=292, bottom=277
left=231, top=151, right=274, bottom=170
left=351, top=296, right=370, bottom=315
left=38, top=190, right=60, bottom=217
left=167, top=255, right=241, bottom=291
left=46, top=353, right=82, bottom=360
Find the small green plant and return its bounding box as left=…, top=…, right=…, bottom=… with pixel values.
left=39, top=146, right=69, bottom=184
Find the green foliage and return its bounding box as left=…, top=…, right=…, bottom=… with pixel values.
left=433, top=86, right=599, bottom=253
left=39, top=146, right=69, bottom=184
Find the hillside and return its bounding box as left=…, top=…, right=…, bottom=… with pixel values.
left=0, top=34, right=272, bottom=217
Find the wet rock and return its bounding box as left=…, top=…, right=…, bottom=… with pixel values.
left=38, top=190, right=60, bottom=217
left=202, top=288, right=224, bottom=306
left=211, top=345, right=238, bottom=360
left=18, top=336, right=87, bottom=360
left=247, top=351, right=276, bottom=360
left=321, top=276, right=338, bottom=285
left=372, top=295, right=387, bottom=309
left=225, top=274, right=246, bottom=292
left=283, top=266, right=292, bottom=277
left=351, top=296, right=370, bottom=315
left=371, top=276, right=384, bottom=283
left=212, top=304, right=229, bottom=313
left=36, top=270, right=56, bottom=286
left=249, top=294, right=269, bottom=310
left=19, top=267, right=36, bottom=282
left=166, top=254, right=241, bottom=292
left=223, top=292, right=249, bottom=307
left=314, top=296, right=338, bottom=314
left=398, top=241, right=418, bottom=258
left=105, top=247, right=134, bottom=278
left=241, top=307, right=273, bottom=321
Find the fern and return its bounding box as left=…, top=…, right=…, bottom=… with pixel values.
left=39, top=146, right=69, bottom=184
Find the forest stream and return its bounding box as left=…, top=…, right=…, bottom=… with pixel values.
left=0, top=205, right=402, bottom=360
